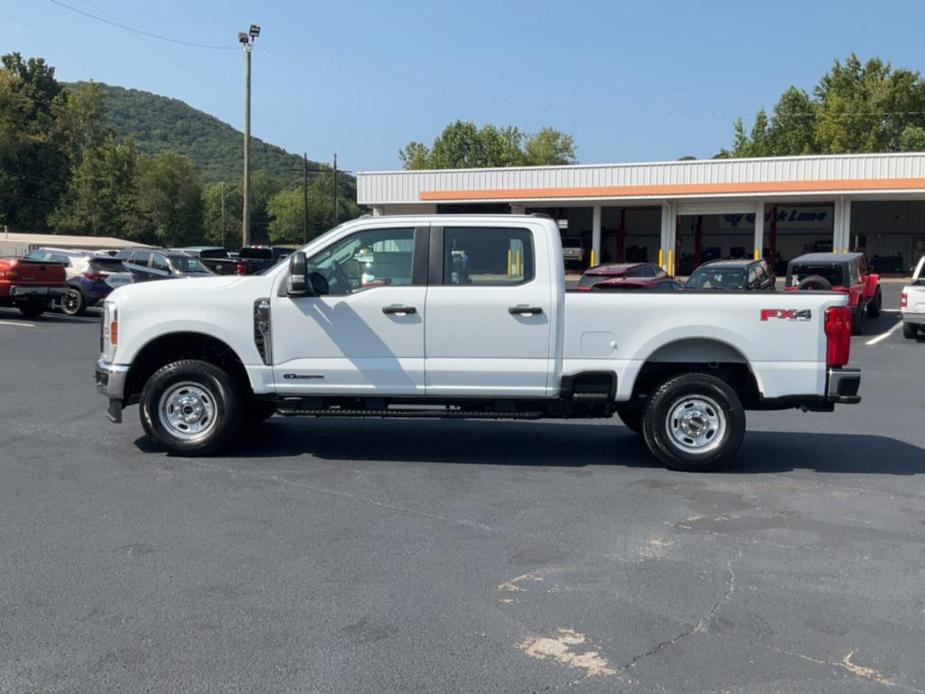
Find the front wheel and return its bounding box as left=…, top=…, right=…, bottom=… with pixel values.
left=140, top=359, right=243, bottom=455
left=641, top=373, right=746, bottom=472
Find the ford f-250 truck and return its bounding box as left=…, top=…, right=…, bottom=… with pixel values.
left=95, top=215, right=861, bottom=471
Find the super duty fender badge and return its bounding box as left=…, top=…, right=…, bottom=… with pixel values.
left=760, top=308, right=812, bottom=321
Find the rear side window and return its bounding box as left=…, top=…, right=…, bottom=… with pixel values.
left=442, top=227, right=534, bottom=286
left=129, top=252, right=151, bottom=267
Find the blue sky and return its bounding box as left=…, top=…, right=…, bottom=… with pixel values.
left=3, top=0, right=924, bottom=174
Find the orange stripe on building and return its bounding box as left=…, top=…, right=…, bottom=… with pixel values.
left=418, top=178, right=925, bottom=201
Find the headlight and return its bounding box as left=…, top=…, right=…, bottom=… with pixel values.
left=101, top=301, right=118, bottom=359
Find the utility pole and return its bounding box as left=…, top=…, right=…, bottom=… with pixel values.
left=238, top=24, right=260, bottom=247
left=302, top=153, right=309, bottom=244
left=332, top=153, right=338, bottom=228
left=220, top=181, right=226, bottom=248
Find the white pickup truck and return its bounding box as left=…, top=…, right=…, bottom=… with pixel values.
left=902, top=256, right=925, bottom=339
left=95, top=215, right=861, bottom=471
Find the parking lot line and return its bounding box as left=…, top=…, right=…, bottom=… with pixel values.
left=865, top=320, right=903, bottom=346
left=0, top=320, right=36, bottom=328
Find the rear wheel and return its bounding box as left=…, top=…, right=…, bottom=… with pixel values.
left=140, top=359, right=243, bottom=456
left=852, top=304, right=865, bottom=335
left=17, top=300, right=47, bottom=318
left=904, top=322, right=919, bottom=339
left=60, top=287, right=86, bottom=316
left=641, top=373, right=745, bottom=472
left=866, top=290, right=882, bottom=318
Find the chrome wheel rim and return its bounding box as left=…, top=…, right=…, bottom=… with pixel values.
left=158, top=381, right=217, bottom=441
left=63, top=289, right=81, bottom=314
left=665, top=395, right=726, bottom=454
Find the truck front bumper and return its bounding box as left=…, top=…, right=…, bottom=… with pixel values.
left=96, top=358, right=130, bottom=423
left=826, top=367, right=861, bottom=405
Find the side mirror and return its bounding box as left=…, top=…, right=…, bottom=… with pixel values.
left=287, top=252, right=310, bottom=296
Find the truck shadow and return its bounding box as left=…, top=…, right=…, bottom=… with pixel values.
left=208, top=419, right=925, bottom=475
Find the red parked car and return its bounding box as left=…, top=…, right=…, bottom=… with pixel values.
left=574, top=262, right=668, bottom=291
left=0, top=255, right=68, bottom=318
left=785, top=252, right=881, bottom=334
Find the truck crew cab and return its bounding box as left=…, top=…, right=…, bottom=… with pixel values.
left=96, top=215, right=861, bottom=471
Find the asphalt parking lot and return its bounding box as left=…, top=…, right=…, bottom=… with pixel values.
left=1, top=282, right=923, bottom=694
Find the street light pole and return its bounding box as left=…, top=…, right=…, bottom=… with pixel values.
left=238, top=25, right=260, bottom=247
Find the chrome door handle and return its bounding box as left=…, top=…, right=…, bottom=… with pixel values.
left=509, top=306, right=543, bottom=316
left=382, top=305, right=417, bottom=315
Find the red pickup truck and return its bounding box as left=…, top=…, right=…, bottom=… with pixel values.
left=0, top=256, right=68, bottom=318
left=785, top=252, right=881, bottom=334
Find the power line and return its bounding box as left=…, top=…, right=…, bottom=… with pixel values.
left=48, top=0, right=238, bottom=50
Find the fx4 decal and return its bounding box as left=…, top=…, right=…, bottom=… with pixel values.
left=761, top=308, right=812, bottom=321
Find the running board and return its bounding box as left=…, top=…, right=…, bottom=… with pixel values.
left=276, top=407, right=545, bottom=420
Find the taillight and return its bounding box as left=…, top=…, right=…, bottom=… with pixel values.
left=901, top=292, right=908, bottom=309
left=83, top=272, right=109, bottom=280
left=110, top=319, right=118, bottom=346
left=236, top=262, right=248, bottom=275
left=6, top=259, right=19, bottom=280
left=824, top=306, right=852, bottom=368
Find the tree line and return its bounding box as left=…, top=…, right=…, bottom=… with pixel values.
left=0, top=53, right=359, bottom=248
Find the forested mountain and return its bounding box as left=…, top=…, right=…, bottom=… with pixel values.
left=77, top=82, right=324, bottom=185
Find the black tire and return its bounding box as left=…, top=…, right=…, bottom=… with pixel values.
left=60, top=287, right=86, bottom=316
left=139, top=359, right=243, bottom=456
left=852, top=304, right=865, bottom=335
left=798, top=275, right=832, bottom=291
left=17, top=300, right=47, bottom=318
left=641, top=373, right=746, bottom=472
left=904, top=322, right=918, bottom=339
left=616, top=405, right=643, bottom=434
left=244, top=399, right=277, bottom=425
left=866, top=290, right=882, bottom=318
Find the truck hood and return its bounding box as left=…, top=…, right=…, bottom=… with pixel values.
left=107, top=275, right=251, bottom=303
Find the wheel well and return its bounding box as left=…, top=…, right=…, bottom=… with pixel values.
left=124, top=332, right=250, bottom=404
left=631, top=340, right=761, bottom=407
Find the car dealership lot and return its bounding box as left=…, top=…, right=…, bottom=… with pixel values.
left=1, top=284, right=923, bottom=694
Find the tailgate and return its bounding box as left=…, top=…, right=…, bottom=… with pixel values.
left=7, top=259, right=66, bottom=284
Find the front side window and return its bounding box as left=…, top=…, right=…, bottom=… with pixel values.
left=307, top=228, right=415, bottom=296
left=169, top=255, right=209, bottom=273
left=443, top=227, right=534, bottom=286
left=151, top=254, right=171, bottom=273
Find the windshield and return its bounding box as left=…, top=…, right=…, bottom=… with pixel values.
left=686, top=267, right=746, bottom=290
left=789, top=263, right=845, bottom=287
left=169, top=255, right=210, bottom=273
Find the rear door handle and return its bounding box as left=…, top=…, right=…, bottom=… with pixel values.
left=382, top=305, right=417, bottom=315
left=509, top=306, right=543, bottom=316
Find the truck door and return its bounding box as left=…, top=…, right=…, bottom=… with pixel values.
left=271, top=226, right=428, bottom=396
left=424, top=224, right=553, bottom=397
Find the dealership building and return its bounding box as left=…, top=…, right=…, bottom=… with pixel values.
left=357, top=152, right=925, bottom=275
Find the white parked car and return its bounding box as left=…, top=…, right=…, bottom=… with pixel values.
left=901, top=256, right=925, bottom=339
left=95, top=215, right=861, bottom=471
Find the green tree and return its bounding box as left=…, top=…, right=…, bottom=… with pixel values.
left=729, top=54, right=925, bottom=157
left=202, top=182, right=242, bottom=247
left=0, top=52, right=69, bottom=230
left=266, top=171, right=362, bottom=245
left=524, top=127, right=577, bottom=165
left=400, top=121, right=577, bottom=169
left=49, top=135, right=139, bottom=236
left=55, top=81, right=109, bottom=168
left=135, top=152, right=204, bottom=246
